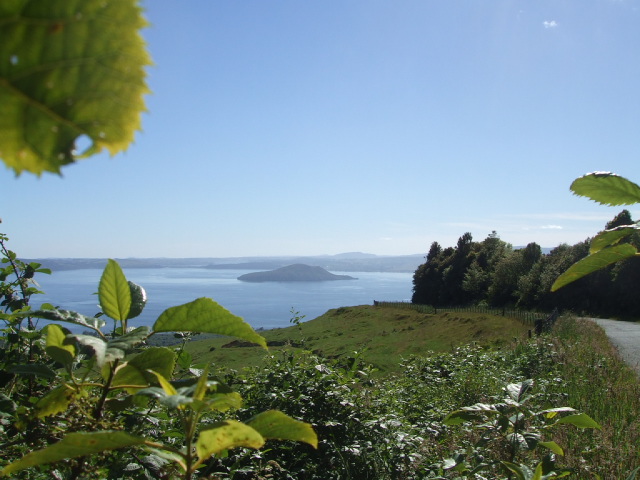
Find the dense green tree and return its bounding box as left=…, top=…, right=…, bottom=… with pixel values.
left=605, top=209, right=634, bottom=230
left=413, top=210, right=640, bottom=317
left=462, top=232, right=511, bottom=303
left=411, top=241, right=444, bottom=305
left=440, top=233, right=476, bottom=305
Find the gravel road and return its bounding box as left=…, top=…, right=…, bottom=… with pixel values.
left=586, top=318, right=640, bottom=375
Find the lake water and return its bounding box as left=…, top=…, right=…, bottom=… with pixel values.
left=32, top=268, right=413, bottom=331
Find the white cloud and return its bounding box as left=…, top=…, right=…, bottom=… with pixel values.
left=543, top=20, right=559, bottom=29
left=541, top=225, right=563, bottom=230
left=499, top=212, right=615, bottom=222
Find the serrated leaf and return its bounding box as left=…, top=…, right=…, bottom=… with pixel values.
left=0, top=431, right=146, bottom=476
left=571, top=172, right=640, bottom=206
left=33, top=385, right=75, bottom=419
left=99, top=260, right=131, bottom=322
left=590, top=226, right=640, bottom=254
left=29, top=308, right=106, bottom=333
left=196, top=421, right=264, bottom=460
left=538, top=440, right=564, bottom=456
left=153, top=298, right=267, bottom=349
left=246, top=410, right=318, bottom=449
left=555, top=413, right=601, bottom=429
left=45, top=324, right=76, bottom=366
left=111, top=347, right=175, bottom=392
left=0, top=0, right=151, bottom=175
left=551, top=244, right=638, bottom=291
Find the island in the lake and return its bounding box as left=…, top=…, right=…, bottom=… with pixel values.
left=237, top=264, right=357, bottom=282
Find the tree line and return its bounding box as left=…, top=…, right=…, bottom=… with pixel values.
left=412, top=210, right=640, bottom=317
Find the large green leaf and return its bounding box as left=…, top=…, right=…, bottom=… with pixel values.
left=590, top=226, right=640, bottom=254
left=0, top=431, right=146, bottom=476
left=246, top=410, right=318, bottom=449
left=33, top=385, right=76, bottom=419
left=111, top=347, right=175, bottom=392
left=152, top=298, right=267, bottom=349
left=538, top=440, right=564, bottom=456
left=551, top=244, right=638, bottom=291
left=555, top=413, right=601, bottom=429
left=196, top=421, right=265, bottom=460
left=0, top=0, right=150, bottom=175
left=99, top=259, right=131, bottom=322
left=570, top=172, right=640, bottom=206
left=45, top=323, right=76, bottom=366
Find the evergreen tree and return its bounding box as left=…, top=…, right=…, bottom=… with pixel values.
left=412, top=241, right=444, bottom=305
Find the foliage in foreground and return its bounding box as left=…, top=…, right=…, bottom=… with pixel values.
left=0, top=238, right=316, bottom=479
left=1, top=0, right=150, bottom=175
left=214, top=315, right=638, bottom=480
left=1, top=232, right=638, bottom=479
left=552, top=172, right=640, bottom=291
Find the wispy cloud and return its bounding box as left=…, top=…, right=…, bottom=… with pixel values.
left=498, top=212, right=617, bottom=222
left=521, top=225, right=563, bottom=232
left=543, top=20, right=559, bottom=29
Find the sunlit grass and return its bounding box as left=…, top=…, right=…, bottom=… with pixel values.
left=550, top=317, right=640, bottom=478
left=184, top=305, right=530, bottom=374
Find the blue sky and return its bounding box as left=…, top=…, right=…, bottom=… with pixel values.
left=3, top=0, right=640, bottom=258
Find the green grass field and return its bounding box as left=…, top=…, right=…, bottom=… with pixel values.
left=183, top=304, right=531, bottom=374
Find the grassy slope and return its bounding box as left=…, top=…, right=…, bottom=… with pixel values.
left=184, top=305, right=531, bottom=374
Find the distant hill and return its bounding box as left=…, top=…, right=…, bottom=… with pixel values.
left=237, top=264, right=357, bottom=282
left=205, top=253, right=425, bottom=273
left=30, top=253, right=424, bottom=273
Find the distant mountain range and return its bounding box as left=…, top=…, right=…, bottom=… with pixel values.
left=28, top=252, right=425, bottom=273
left=28, top=246, right=555, bottom=275
left=237, top=264, right=357, bottom=282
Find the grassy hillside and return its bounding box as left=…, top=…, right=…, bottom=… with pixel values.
left=184, top=304, right=531, bottom=374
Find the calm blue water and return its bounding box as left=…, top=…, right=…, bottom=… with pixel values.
left=31, top=268, right=413, bottom=331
